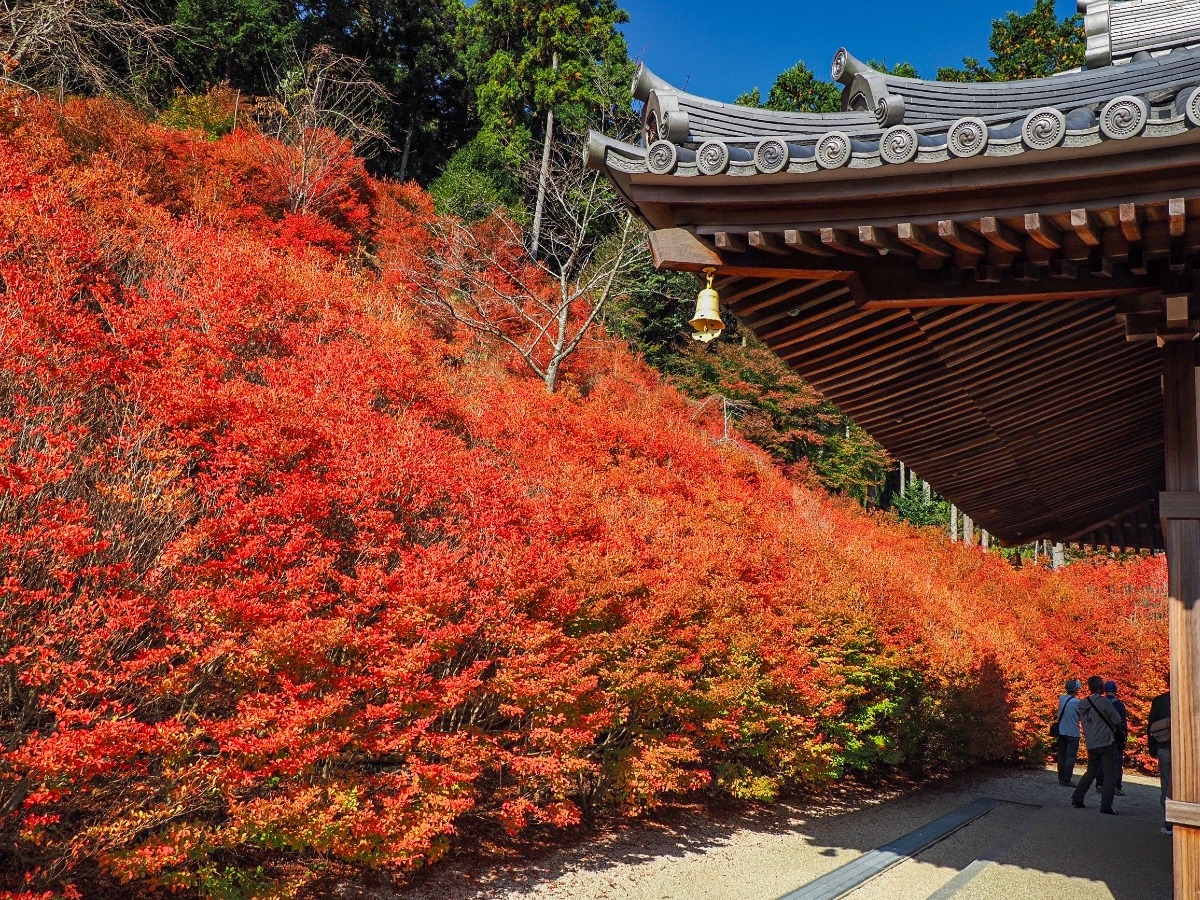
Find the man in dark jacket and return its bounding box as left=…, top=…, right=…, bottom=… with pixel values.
left=1148, top=676, right=1171, bottom=834
left=1071, top=676, right=1125, bottom=814
left=1096, top=680, right=1128, bottom=795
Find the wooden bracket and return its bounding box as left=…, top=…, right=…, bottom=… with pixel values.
left=1166, top=799, right=1200, bottom=828
left=1161, top=492, right=1200, bottom=521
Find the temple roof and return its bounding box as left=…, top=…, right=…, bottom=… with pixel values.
left=588, top=0, right=1200, bottom=551
left=589, top=43, right=1200, bottom=184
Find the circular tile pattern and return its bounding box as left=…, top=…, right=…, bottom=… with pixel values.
left=816, top=131, right=852, bottom=169
left=880, top=125, right=919, bottom=165
left=948, top=117, right=989, bottom=158
left=832, top=49, right=849, bottom=81
left=1100, top=96, right=1148, bottom=140
left=696, top=141, right=731, bottom=176
left=1022, top=107, right=1067, bottom=150
left=754, top=138, right=790, bottom=175
left=1186, top=86, right=1200, bottom=128
left=646, top=140, right=678, bottom=175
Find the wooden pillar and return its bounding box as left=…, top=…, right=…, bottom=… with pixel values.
left=1162, top=339, right=1200, bottom=895
left=950, top=504, right=959, bottom=542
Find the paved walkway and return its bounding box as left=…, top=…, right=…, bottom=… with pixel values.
left=391, top=765, right=1172, bottom=900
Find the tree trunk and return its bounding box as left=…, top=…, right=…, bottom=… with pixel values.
left=530, top=53, right=559, bottom=260
left=399, top=116, right=414, bottom=182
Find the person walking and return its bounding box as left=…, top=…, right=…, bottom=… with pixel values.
left=1096, top=680, right=1128, bottom=795
left=1071, top=676, right=1125, bottom=814
left=1055, top=678, right=1083, bottom=786
left=1148, top=676, right=1172, bottom=834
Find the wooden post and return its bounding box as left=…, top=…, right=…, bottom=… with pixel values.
left=1162, top=339, right=1200, bottom=894
left=963, top=514, right=974, bottom=546
left=950, top=504, right=959, bottom=542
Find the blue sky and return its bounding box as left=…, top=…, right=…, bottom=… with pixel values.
left=617, top=0, right=1080, bottom=101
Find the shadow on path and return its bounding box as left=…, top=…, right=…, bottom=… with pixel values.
left=368, top=765, right=1170, bottom=900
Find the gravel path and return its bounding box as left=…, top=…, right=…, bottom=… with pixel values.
left=362, top=765, right=1171, bottom=900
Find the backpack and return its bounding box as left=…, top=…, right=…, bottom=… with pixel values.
left=1149, top=716, right=1171, bottom=745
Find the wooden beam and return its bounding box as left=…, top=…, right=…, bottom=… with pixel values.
left=1070, top=208, right=1102, bottom=247
left=1172, top=198, right=1188, bottom=239
left=647, top=228, right=853, bottom=280
left=939, top=220, right=987, bottom=255
left=1120, top=203, right=1142, bottom=243
left=714, top=231, right=747, bottom=253
left=1168, top=800, right=1200, bottom=828
left=784, top=229, right=834, bottom=257
left=648, top=228, right=722, bottom=271
left=898, top=223, right=952, bottom=258
left=1062, top=233, right=1093, bottom=262
left=1161, top=491, right=1200, bottom=521
left=1049, top=260, right=1080, bottom=280
left=858, top=272, right=1143, bottom=308
left=821, top=228, right=875, bottom=257
left=859, top=226, right=915, bottom=258
left=980, top=217, right=1023, bottom=253
left=1025, top=213, right=1062, bottom=250
left=748, top=231, right=789, bottom=255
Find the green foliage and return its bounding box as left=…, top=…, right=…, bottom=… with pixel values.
left=936, top=0, right=1084, bottom=82
left=429, top=131, right=527, bottom=220
left=734, top=59, right=840, bottom=113
left=169, top=0, right=297, bottom=96
left=892, top=482, right=951, bottom=529
left=463, top=0, right=634, bottom=149
left=295, top=0, right=474, bottom=182
left=604, top=258, right=695, bottom=371
left=867, top=59, right=920, bottom=78
left=158, top=87, right=240, bottom=137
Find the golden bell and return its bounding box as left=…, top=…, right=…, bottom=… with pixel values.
left=689, top=267, right=724, bottom=343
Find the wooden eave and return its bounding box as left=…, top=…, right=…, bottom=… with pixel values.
left=589, top=32, right=1200, bottom=551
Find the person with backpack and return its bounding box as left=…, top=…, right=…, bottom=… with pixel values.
left=1095, top=680, right=1128, bottom=795
left=1054, top=678, right=1083, bottom=786
left=1148, top=675, right=1172, bottom=834
left=1071, top=676, right=1125, bottom=814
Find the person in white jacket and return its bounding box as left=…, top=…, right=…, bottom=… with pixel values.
left=1071, top=676, right=1125, bottom=815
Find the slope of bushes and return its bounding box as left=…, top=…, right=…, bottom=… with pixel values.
left=0, top=93, right=1168, bottom=899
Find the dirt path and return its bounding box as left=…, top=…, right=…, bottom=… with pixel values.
left=364, top=765, right=1170, bottom=900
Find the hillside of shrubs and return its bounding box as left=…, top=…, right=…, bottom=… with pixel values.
left=0, top=93, right=1168, bottom=899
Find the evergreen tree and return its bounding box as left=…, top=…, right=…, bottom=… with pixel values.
left=734, top=60, right=840, bottom=113
left=294, top=0, right=472, bottom=182
left=434, top=0, right=633, bottom=218
left=937, top=0, right=1084, bottom=82
left=168, top=0, right=297, bottom=96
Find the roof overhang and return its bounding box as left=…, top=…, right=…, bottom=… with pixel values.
left=590, top=11, right=1200, bottom=550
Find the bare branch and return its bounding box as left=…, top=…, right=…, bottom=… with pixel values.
left=0, top=0, right=178, bottom=103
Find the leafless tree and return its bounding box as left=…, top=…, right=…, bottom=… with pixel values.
left=256, top=45, right=393, bottom=215
left=0, top=0, right=177, bottom=102
left=416, top=133, right=648, bottom=393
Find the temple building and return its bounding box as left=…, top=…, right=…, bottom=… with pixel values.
left=588, top=0, right=1200, bottom=892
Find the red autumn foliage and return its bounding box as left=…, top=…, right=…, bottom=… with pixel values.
left=0, top=92, right=1168, bottom=898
